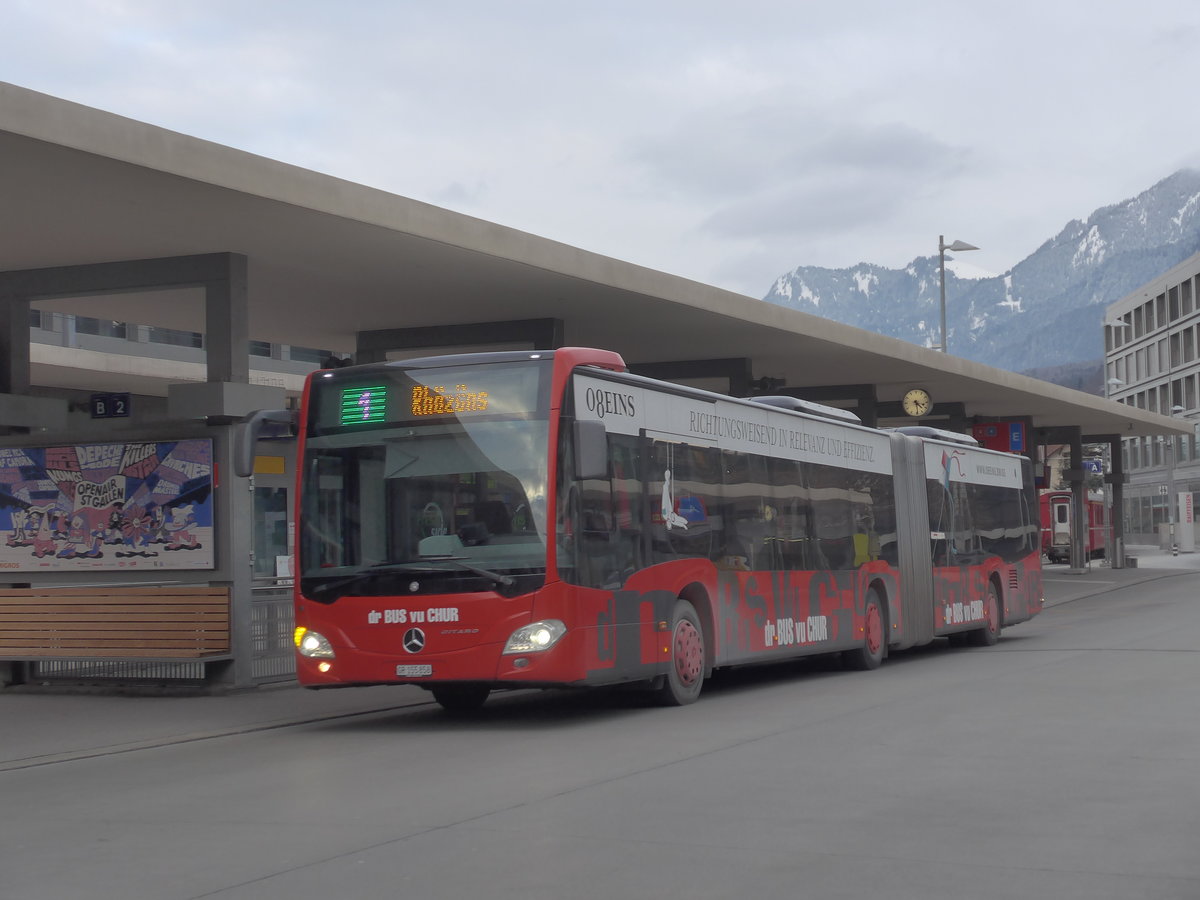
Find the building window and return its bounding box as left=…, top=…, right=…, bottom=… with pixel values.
left=288, top=345, right=333, bottom=364
left=249, top=340, right=273, bottom=358
left=75, top=316, right=128, bottom=339
left=147, top=326, right=203, bottom=348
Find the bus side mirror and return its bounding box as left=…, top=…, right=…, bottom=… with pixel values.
left=574, top=419, right=609, bottom=481
left=233, top=408, right=296, bottom=478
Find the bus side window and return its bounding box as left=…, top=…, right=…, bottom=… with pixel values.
left=809, top=463, right=855, bottom=570
left=650, top=441, right=720, bottom=564
left=560, top=430, right=645, bottom=590
left=721, top=450, right=768, bottom=571
left=766, top=457, right=815, bottom=571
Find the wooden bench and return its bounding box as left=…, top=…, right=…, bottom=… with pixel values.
left=0, top=586, right=231, bottom=660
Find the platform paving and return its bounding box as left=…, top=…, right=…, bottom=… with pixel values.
left=2, top=545, right=1197, bottom=770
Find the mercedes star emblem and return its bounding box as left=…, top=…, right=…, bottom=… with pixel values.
left=402, top=628, right=426, bottom=654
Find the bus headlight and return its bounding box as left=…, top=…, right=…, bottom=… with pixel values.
left=294, top=627, right=335, bottom=659
left=503, top=620, right=566, bottom=654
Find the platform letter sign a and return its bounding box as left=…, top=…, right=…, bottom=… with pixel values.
left=90, top=392, right=131, bottom=419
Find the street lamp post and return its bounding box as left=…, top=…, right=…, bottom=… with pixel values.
left=938, top=235, right=979, bottom=353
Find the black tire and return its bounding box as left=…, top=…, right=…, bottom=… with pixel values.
left=431, top=684, right=491, bottom=712
left=843, top=588, right=886, bottom=671
left=968, top=581, right=1002, bottom=647
left=654, top=599, right=705, bottom=706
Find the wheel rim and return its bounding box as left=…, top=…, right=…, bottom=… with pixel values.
left=674, top=619, right=703, bottom=686
left=865, top=602, right=883, bottom=656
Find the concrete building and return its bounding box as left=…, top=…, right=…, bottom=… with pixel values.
left=1105, top=250, right=1200, bottom=549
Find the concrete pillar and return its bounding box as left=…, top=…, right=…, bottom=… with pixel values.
left=204, top=254, right=249, bottom=383
left=1068, top=429, right=1086, bottom=571
left=0, top=294, right=31, bottom=395
left=1097, top=434, right=1127, bottom=568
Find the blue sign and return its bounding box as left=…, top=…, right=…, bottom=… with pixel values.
left=1008, top=421, right=1025, bottom=452
left=1083, top=458, right=1103, bottom=474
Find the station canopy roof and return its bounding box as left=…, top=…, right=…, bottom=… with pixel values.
left=0, top=81, right=1184, bottom=440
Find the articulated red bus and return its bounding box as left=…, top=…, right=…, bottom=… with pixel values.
left=1039, top=489, right=1106, bottom=564
left=276, top=347, right=1043, bottom=710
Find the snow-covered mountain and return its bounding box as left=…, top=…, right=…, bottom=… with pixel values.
left=761, top=170, right=1200, bottom=379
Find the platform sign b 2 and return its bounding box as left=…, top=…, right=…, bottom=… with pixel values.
left=90, top=392, right=131, bottom=419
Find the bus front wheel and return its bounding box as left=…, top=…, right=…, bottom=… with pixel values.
left=655, top=599, right=705, bottom=706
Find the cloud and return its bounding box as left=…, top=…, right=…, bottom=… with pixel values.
left=627, top=102, right=968, bottom=246
left=7, top=0, right=1200, bottom=298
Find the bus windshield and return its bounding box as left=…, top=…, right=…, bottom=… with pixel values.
left=299, top=360, right=551, bottom=599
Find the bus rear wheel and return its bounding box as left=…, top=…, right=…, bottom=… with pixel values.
left=431, top=684, right=491, bottom=712
left=843, top=588, right=885, bottom=671
left=968, top=582, right=1002, bottom=647
left=654, top=599, right=705, bottom=706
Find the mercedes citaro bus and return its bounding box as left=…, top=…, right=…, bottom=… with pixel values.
left=238, top=347, right=1042, bottom=711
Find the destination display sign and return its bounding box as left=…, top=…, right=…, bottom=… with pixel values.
left=314, top=360, right=548, bottom=433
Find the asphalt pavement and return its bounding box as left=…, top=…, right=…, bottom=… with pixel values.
left=3, top=545, right=1198, bottom=772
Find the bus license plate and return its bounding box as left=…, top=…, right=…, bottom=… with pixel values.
left=396, top=664, right=433, bottom=677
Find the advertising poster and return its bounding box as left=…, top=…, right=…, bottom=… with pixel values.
left=0, top=439, right=215, bottom=573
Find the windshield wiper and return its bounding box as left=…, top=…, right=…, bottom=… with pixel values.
left=415, top=556, right=516, bottom=587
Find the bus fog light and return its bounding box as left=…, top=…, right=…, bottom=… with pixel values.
left=294, top=627, right=335, bottom=659
left=503, top=620, right=566, bottom=654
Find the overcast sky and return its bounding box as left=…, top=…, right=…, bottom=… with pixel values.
left=5, top=1, right=1200, bottom=296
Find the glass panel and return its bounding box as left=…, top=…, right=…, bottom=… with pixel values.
left=253, top=487, right=290, bottom=577
left=289, top=345, right=332, bottom=364
left=147, top=326, right=203, bottom=348
left=75, top=316, right=128, bottom=339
